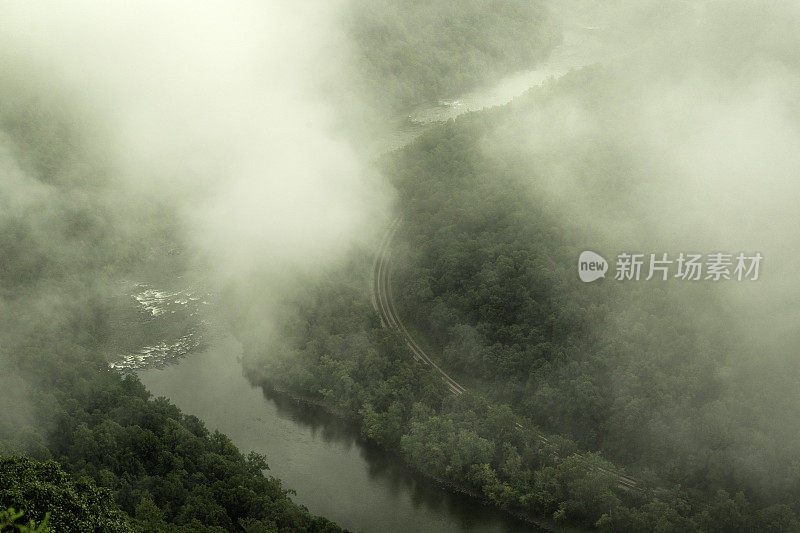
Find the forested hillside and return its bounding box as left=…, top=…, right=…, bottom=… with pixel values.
left=383, top=81, right=732, bottom=463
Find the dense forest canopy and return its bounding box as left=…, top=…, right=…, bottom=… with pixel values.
left=1, top=454, right=131, bottom=532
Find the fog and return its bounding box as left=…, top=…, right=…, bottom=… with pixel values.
left=3, top=0, right=800, bottom=529
left=0, top=0, right=389, bottom=290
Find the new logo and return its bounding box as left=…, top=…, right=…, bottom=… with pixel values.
left=578, top=251, right=608, bottom=282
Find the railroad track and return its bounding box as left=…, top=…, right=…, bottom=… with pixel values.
left=371, top=218, right=466, bottom=395
left=370, top=218, right=639, bottom=491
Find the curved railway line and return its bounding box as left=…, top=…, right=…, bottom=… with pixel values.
left=370, top=217, right=638, bottom=491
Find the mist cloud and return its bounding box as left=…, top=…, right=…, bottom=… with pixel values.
left=0, top=0, right=389, bottom=284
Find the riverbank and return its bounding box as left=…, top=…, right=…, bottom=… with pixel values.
left=243, top=362, right=585, bottom=533
left=139, top=332, right=545, bottom=533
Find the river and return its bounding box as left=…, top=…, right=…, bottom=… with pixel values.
left=138, top=333, right=540, bottom=533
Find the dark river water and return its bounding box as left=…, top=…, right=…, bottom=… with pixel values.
left=138, top=333, right=542, bottom=533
